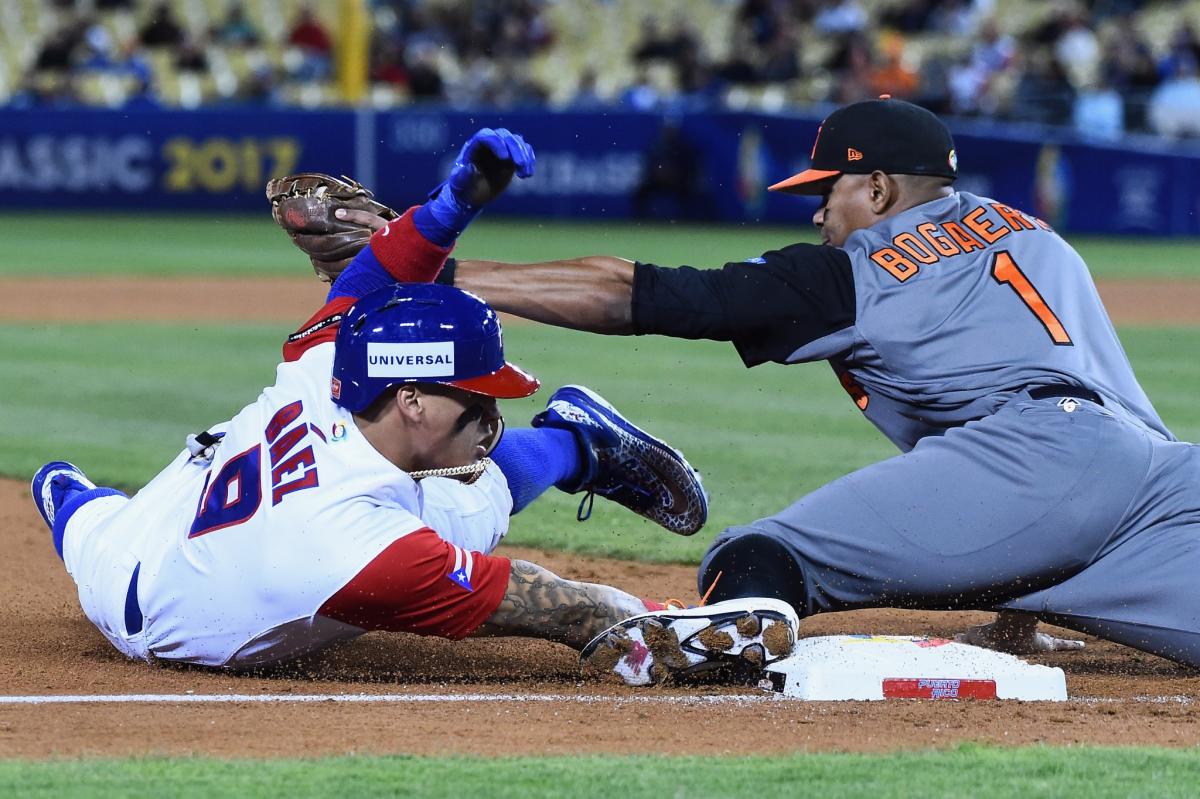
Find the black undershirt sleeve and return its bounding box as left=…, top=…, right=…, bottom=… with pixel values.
left=630, top=243, right=856, bottom=366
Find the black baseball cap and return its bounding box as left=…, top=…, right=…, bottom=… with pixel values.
left=769, top=97, right=958, bottom=195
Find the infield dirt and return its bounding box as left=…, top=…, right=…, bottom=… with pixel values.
left=5, top=275, right=1200, bottom=325
left=2, top=277, right=1199, bottom=759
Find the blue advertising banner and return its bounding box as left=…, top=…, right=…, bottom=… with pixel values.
left=0, top=108, right=355, bottom=210
left=4, top=107, right=1200, bottom=235
left=370, top=110, right=663, bottom=216
left=688, top=113, right=1200, bottom=235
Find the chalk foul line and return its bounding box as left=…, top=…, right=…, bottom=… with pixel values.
left=0, top=693, right=773, bottom=706
left=0, top=693, right=1192, bottom=706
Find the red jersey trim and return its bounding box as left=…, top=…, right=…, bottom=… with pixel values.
left=317, top=528, right=510, bottom=640
left=282, top=295, right=358, bottom=363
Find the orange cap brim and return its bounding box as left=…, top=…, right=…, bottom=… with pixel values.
left=768, top=168, right=841, bottom=195
left=449, top=361, right=540, bottom=399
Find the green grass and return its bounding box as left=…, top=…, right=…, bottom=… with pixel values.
left=4, top=320, right=1200, bottom=564
left=4, top=211, right=1199, bottom=279
left=3, top=748, right=1200, bottom=798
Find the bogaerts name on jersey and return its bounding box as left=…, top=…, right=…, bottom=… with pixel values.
left=869, top=203, right=1051, bottom=283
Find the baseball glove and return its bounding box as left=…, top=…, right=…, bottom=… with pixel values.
left=265, top=173, right=400, bottom=283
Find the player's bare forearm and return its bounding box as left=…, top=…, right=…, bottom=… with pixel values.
left=473, top=559, right=646, bottom=649
left=454, top=257, right=635, bottom=333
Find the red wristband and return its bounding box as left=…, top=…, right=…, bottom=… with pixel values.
left=368, top=206, right=455, bottom=283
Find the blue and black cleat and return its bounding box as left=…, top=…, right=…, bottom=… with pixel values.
left=532, top=385, right=708, bottom=536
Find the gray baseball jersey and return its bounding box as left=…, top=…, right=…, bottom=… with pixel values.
left=632, top=191, right=1200, bottom=668
left=794, top=191, right=1172, bottom=449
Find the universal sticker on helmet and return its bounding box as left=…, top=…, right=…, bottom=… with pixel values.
left=366, top=342, right=456, bottom=378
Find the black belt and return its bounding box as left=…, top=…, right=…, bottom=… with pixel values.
left=1028, top=384, right=1103, bottom=406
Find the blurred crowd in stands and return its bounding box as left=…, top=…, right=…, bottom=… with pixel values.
left=9, top=0, right=1200, bottom=140
left=12, top=0, right=336, bottom=108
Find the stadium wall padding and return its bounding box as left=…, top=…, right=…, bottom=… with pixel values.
left=3, top=108, right=1199, bottom=235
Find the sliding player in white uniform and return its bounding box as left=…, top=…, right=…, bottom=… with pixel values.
left=31, top=129, right=797, bottom=682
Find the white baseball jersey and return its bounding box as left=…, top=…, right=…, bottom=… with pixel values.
left=60, top=341, right=513, bottom=667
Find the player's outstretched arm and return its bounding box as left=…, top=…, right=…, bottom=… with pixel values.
left=955, top=610, right=1085, bottom=655
left=454, top=256, right=638, bottom=333
left=270, top=128, right=535, bottom=289
left=280, top=129, right=537, bottom=361
left=473, top=559, right=648, bottom=650
left=334, top=127, right=537, bottom=291
left=305, top=223, right=639, bottom=333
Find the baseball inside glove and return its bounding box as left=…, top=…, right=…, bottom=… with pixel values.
left=266, top=173, right=400, bottom=283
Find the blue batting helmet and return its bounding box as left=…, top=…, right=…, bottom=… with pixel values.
left=331, top=283, right=540, bottom=412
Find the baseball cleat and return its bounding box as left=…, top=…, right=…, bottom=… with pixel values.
left=30, top=460, right=96, bottom=532
left=580, top=597, right=798, bottom=686
left=532, top=384, right=708, bottom=535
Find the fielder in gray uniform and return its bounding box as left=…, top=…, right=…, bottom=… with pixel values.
left=347, top=99, right=1200, bottom=678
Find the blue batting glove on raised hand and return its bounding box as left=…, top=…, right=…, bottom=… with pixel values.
left=445, top=127, right=536, bottom=203
left=414, top=128, right=536, bottom=247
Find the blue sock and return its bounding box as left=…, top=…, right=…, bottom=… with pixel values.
left=492, top=427, right=582, bottom=514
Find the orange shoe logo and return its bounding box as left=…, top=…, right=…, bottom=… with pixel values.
left=847, top=148, right=864, bottom=161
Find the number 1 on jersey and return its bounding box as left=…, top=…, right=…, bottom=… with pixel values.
left=990, top=251, right=1073, bottom=345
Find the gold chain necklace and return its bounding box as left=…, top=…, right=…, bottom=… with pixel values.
left=408, top=457, right=492, bottom=484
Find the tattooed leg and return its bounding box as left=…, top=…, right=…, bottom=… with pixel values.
left=473, top=559, right=647, bottom=650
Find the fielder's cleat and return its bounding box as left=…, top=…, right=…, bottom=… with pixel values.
left=580, top=597, right=799, bottom=686
left=30, top=461, right=96, bottom=532
left=532, top=384, right=708, bottom=535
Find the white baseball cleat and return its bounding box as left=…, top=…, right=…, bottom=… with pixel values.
left=580, top=597, right=799, bottom=686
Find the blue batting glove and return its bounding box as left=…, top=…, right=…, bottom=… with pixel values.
left=446, top=127, right=536, bottom=200
left=414, top=128, right=537, bottom=247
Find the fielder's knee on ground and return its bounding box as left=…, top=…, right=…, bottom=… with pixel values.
left=699, top=530, right=809, bottom=614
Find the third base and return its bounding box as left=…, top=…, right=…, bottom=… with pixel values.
left=759, top=634, right=1068, bottom=701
